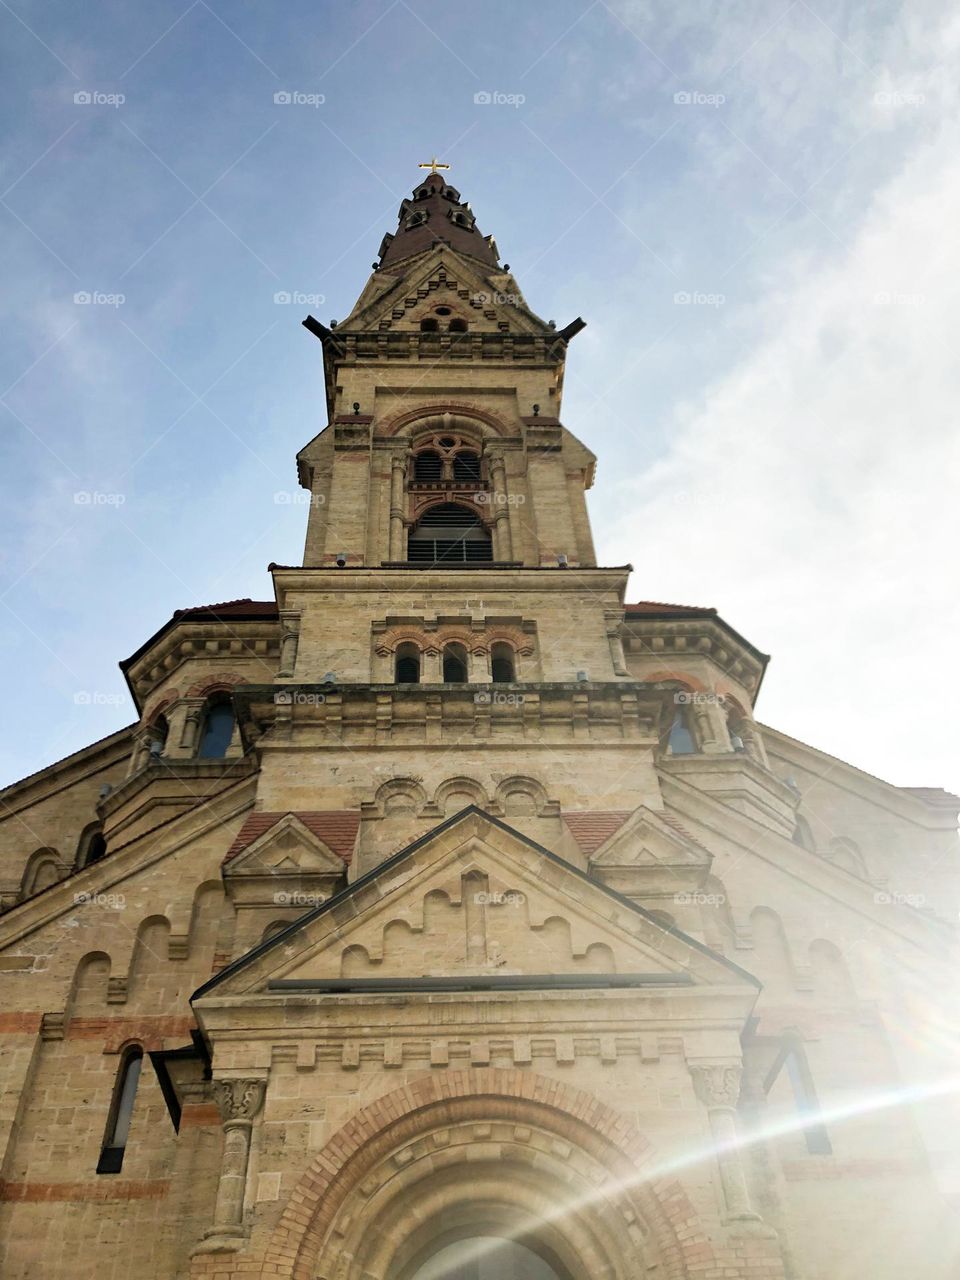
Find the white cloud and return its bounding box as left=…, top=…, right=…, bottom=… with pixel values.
left=604, top=34, right=960, bottom=791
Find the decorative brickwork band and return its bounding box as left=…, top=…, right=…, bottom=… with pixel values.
left=690, top=1062, right=760, bottom=1223
left=194, top=1078, right=265, bottom=1254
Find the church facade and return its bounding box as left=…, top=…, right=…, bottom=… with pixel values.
left=0, top=168, right=957, bottom=1280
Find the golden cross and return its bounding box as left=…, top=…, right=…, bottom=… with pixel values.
left=418, top=157, right=450, bottom=174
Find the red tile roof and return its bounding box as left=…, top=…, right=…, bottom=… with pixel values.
left=624, top=601, right=715, bottom=616
left=172, top=598, right=278, bottom=620
left=562, top=811, right=632, bottom=856
left=900, top=786, right=960, bottom=807
left=223, top=810, right=361, bottom=865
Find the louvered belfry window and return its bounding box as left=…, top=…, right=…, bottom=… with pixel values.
left=407, top=503, right=493, bottom=564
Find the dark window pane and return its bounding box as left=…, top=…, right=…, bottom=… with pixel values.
left=452, top=452, right=481, bottom=483
left=668, top=711, right=696, bottom=755
left=396, top=655, right=420, bottom=683
left=443, top=649, right=468, bottom=683
left=198, top=704, right=235, bottom=758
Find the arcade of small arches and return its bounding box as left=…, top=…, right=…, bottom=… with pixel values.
left=375, top=630, right=534, bottom=685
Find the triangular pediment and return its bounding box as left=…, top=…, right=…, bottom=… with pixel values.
left=590, top=806, right=711, bottom=870
left=342, top=247, right=553, bottom=336
left=223, top=814, right=347, bottom=877
left=199, top=809, right=756, bottom=999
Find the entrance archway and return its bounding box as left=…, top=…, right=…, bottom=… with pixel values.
left=264, top=1071, right=712, bottom=1280
left=406, top=1235, right=568, bottom=1280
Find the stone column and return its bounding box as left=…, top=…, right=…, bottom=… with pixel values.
left=195, top=1078, right=266, bottom=1252
left=605, top=617, right=628, bottom=676
left=693, top=699, right=731, bottom=754
left=488, top=453, right=513, bottom=560
left=690, top=1063, right=760, bottom=1222
left=163, top=699, right=203, bottom=760
left=126, top=727, right=153, bottom=776
left=389, top=454, right=407, bottom=561
left=277, top=610, right=301, bottom=678
left=740, top=719, right=769, bottom=767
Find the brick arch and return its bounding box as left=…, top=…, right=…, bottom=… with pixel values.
left=141, top=688, right=179, bottom=727
left=185, top=673, right=248, bottom=698
left=644, top=670, right=709, bottom=692
left=263, top=1069, right=709, bottom=1280
left=382, top=402, right=512, bottom=438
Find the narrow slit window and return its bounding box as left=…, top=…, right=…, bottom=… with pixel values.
left=97, top=1048, right=143, bottom=1174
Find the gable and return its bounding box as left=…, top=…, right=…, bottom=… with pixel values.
left=589, top=806, right=710, bottom=869
left=342, top=247, right=553, bottom=336
left=222, top=810, right=359, bottom=867
left=198, top=808, right=757, bottom=999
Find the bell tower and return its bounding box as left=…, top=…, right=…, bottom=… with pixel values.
left=296, top=166, right=595, bottom=573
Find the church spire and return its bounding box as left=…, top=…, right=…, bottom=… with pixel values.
left=376, top=168, right=500, bottom=272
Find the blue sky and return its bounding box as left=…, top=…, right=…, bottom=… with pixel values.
left=1, top=0, right=957, bottom=791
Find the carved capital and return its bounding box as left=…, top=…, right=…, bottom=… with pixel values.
left=690, top=1062, right=742, bottom=1110
left=213, top=1078, right=266, bottom=1125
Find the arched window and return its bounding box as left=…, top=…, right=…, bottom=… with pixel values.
left=147, top=714, right=169, bottom=759
left=792, top=815, right=815, bottom=852
left=448, top=317, right=468, bottom=333
left=414, top=450, right=443, bottom=482
left=667, top=709, right=696, bottom=755
left=490, top=642, right=515, bottom=683
left=452, top=451, right=481, bottom=484
left=97, top=1046, right=143, bottom=1173
left=419, top=317, right=439, bottom=333
left=408, top=503, right=493, bottom=564
left=395, top=642, right=421, bottom=684
left=76, top=822, right=107, bottom=869
left=442, top=643, right=468, bottom=683
left=198, top=698, right=235, bottom=759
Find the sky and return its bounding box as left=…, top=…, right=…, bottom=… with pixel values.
left=1, top=0, right=957, bottom=793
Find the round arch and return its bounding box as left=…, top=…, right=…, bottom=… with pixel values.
left=383, top=403, right=511, bottom=439
left=262, top=1070, right=708, bottom=1280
